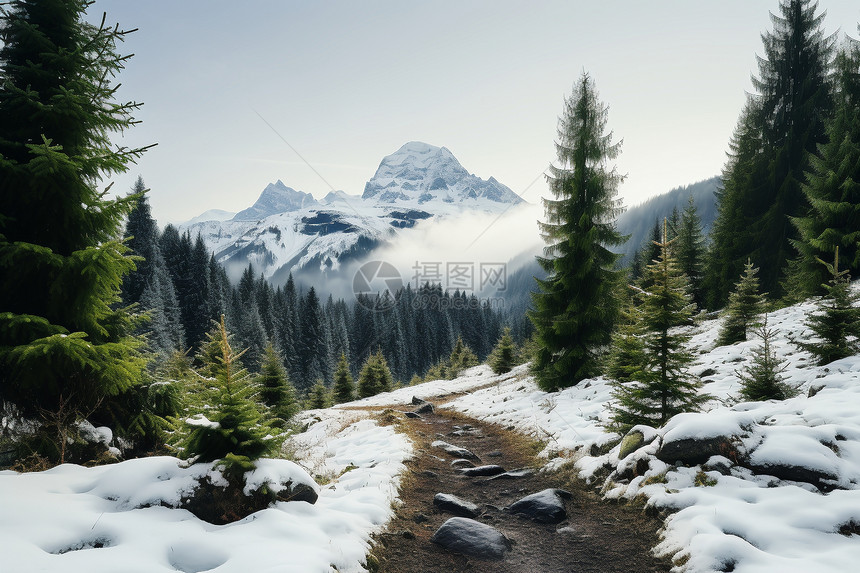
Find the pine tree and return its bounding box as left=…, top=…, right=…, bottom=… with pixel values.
left=605, top=288, right=646, bottom=383
left=611, top=221, right=706, bottom=430
left=448, top=336, right=478, bottom=376
left=737, top=315, right=796, bottom=401
left=706, top=99, right=769, bottom=309
left=529, top=72, right=627, bottom=390
left=488, top=327, right=517, bottom=375
left=332, top=353, right=355, bottom=404
left=122, top=177, right=160, bottom=305
left=708, top=0, right=834, bottom=302
left=0, top=1, right=149, bottom=425
left=297, top=287, right=329, bottom=392
left=177, top=316, right=274, bottom=478
left=791, top=39, right=860, bottom=295
left=676, top=195, right=707, bottom=310
left=357, top=350, right=394, bottom=398
left=256, top=342, right=298, bottom=425
left=306, top=379, right=331, bottom=410
left=799, top=247, right=860, bottom=365
left=632, top=220, right=662, bottom=285
left=122, top=179, right=185, bottom=359
left=718, top=260, right=767, bottom=346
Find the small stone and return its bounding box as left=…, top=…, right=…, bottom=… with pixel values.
left=451, top=458, right=475, bottom=469
left=459, top=465, right=505, bottom=477
left=434, top=493, right=480, bottom=518
left=420, top=470, right=438, bottom=479
left=411, top=396, right=427, bottom=405
left=506, top=489, right=568, bottom=524
left=414, top=402, right=435, bottom=415
left=430, top=517, right=512, bottom=560
left=431, top=440, right=481, bottom=462
left=412, top=513, right=429, bottom=523
left=484, top=468, right=535, bottom=481
left=403, top=411, right=421, bottom=419
left=487, top=451, right=503, bottom=458
left=274, top=482, right=319, bottom=505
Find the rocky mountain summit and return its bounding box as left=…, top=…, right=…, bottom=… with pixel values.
left=180, top=142, right=524, bottom=285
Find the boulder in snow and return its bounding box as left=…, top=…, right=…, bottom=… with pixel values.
left=657, top=435, right=739, bottom=466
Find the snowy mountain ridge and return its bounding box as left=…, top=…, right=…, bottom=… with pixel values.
left=180, top=142, right=525, bottom=285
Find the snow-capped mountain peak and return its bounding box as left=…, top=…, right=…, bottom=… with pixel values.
left=233, top=180, right=317, bottom=221
left=362, top=141, right=522, bottom=206
left=181, top=142, right=526, bottom=286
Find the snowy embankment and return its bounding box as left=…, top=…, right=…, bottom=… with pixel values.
left=0, top=409, right=411, bottom=573
left=2, top=296, right=859, bottom=572
left=443, top=299, right=860, bottom=572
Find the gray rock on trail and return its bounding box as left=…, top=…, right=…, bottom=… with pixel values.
left=414, top=402, right=435, bottom=415
left=450, top=424, right=481, bottom=437
left=506, top=488, right=570, bottom=524
left=403, top=411, right=421, bottom=419
left=410, top=396, right=435, bottom=414
left=484, top=468, right=535, bottom=481
left=431, top=440, right=481, bottom=462
left=451, top=458, right=475, bottom=469
left=458, top=465, right=506, bottom=477
left=430, top=517, right=512, bottom=560
left=433, top=493, right=480, bottom=518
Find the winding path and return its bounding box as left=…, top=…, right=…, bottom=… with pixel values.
left=370, top=402, right=670, bottom=573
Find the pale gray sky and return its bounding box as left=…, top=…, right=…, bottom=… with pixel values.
left=91, top=0, right=860, bottom=224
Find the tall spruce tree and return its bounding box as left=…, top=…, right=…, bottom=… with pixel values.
left=706, top=100, right=769, bottom=309
left=529, top=72, right=627, bottom=391
left=0, top=1, right=149, bottom=423
left=708, top=0, right=834, bottom=303
left=791, top=39, right=860, bottom=295
left=122, top=178, right=185, bottom=359
left=676, top=195, right=707, bottom=310
left=611, top=222, right=707, bottom=430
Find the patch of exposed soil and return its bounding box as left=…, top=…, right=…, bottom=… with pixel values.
left=372, top=406, right=670, bottom=573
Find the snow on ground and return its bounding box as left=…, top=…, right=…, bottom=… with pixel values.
left=340, top=364, right=517, bottom=409
left=2, top=294, right=859, bottom=572
left=443, top=299, right=860, bottom=572
left=0, top=408, right=412, bottom=573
